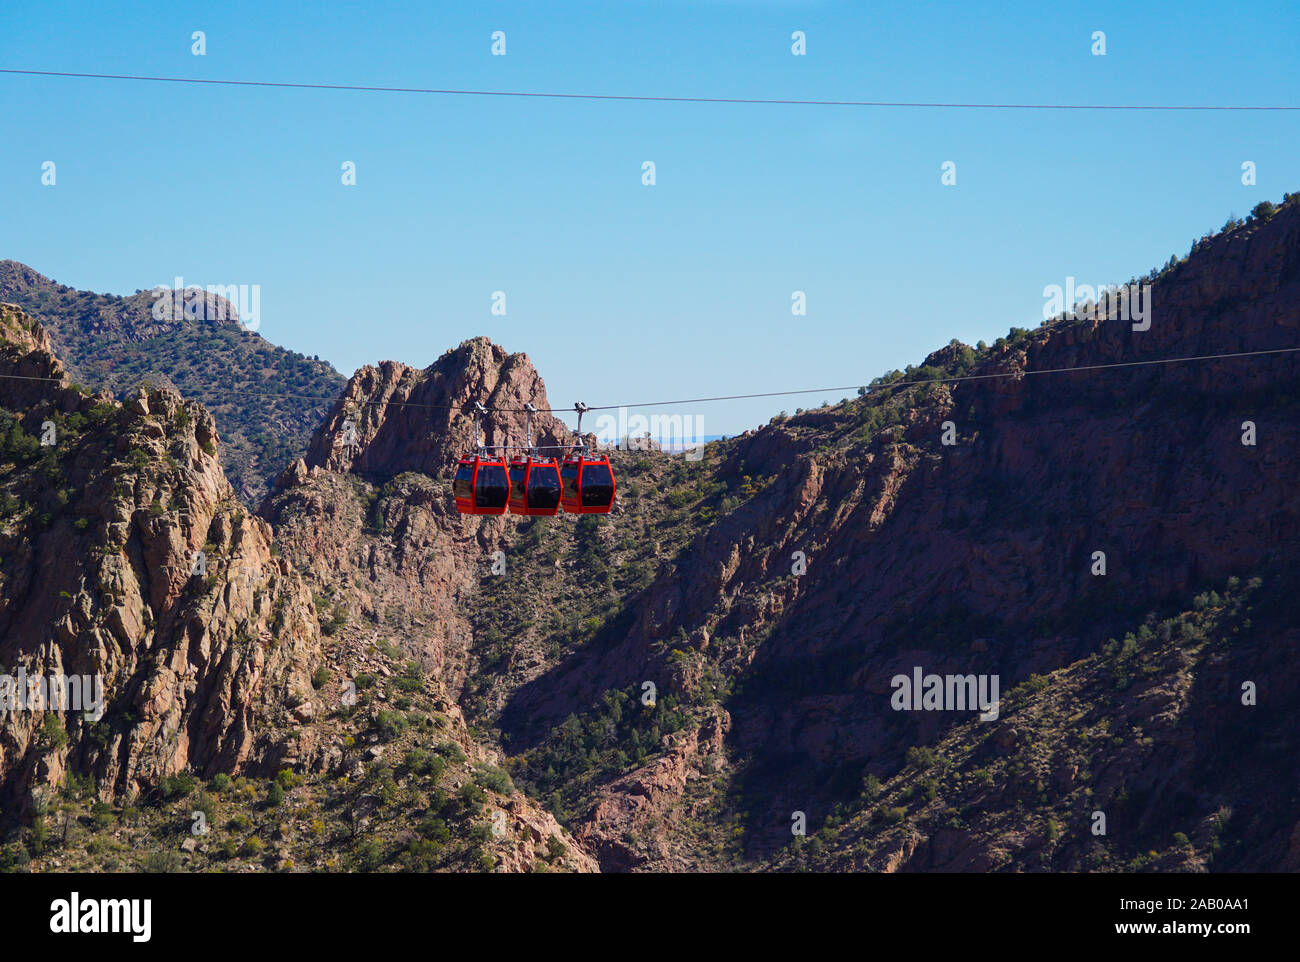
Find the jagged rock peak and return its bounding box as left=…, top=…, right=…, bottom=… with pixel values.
left=293, top=336, right=574, bottom=484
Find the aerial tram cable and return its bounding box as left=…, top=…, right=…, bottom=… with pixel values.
left=3, top=68, right=1299, bottom=111
left=0, top=345, right=1295, bottom=415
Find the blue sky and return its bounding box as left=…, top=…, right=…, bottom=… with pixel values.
left=2, top=1, right=1297, bottom=435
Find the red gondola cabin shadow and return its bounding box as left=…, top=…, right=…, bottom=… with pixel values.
left=453, top=455, right=510, bottom=515
left=508, top=456, right=562, bottom=516
left=560, top=453, right=616, bottom=514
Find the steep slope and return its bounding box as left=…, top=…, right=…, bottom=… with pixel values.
left=0, top=308, right=593, bottom=873
left=0, top=262, right=345, bottom=503
left=262, top=337, right=578, bottom=694
left=11, top=197, right=1295, bottom=874
left=479, top=197, right=1300, bottom=870
left=0, top=302, right=324, bottom=815
left=765, top=572, right=1300, bottom=873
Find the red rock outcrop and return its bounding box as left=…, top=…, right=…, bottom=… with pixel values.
left=0, top=303, right=323, bottom=812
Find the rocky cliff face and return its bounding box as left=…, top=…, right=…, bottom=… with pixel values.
left=7, top=198, right=1298, bottom=874
left=472, top=201, right=1300, bottom=869
left=0, top=303, right=323, bottom=814
left=265, top=338, right=577, bottom=700
left=298, top=336, right=573, bottom=480
left=0, top=307, right=594, bottom=872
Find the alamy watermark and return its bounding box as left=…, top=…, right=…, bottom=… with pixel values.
left=1043, top=277, right=1151, bottom=331
left=151, top=276, right=261, bottom=332
left=0, top=668, right=104, bottom=719
left=891, top=666, right=1000, bottom=721
left=593, top=406, right=706, bottom=460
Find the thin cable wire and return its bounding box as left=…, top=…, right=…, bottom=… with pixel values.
left=6, top=345, right=1298, bottom=415
left=2, top=68, right=1298, bottom=111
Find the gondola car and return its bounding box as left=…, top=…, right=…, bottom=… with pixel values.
left=452, top=454, right=510, bottom=515
left=508, top=455, right=563, bottom=516
left=559, top=452, right=616, bottom=514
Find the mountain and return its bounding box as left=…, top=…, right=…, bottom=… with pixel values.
left=0, top=262, right=345, bottom=504
left=256, top=194, right=1300, bottom=871
left=2, top=193, right=1298, bottom=873
left=0, top=304, right=591, bottom=872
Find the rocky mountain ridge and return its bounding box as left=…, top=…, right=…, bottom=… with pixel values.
left=0, top=261, right=345, bottom=503
left=2, top=194, right=1298, bottom=872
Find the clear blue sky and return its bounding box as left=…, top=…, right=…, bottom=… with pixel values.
left=2, top=1, right=1297, bottom=436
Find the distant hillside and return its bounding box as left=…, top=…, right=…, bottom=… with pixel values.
left=0, top=261, right=345, bottom=503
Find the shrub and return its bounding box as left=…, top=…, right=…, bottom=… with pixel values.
left=905, top=746, right=937, bottom=771
left=240, top=836, right=265, bottom=857
left=1251, top=201, right=1277, bottom=221
left=459, top=782, right=487, bottom=814
left=546, top=835, right=566, bottom=861
left=275, top=769, right=304, bottom=790
left=919, top=777, right=939, bottom=802
left=374, top=711, right=408, bottom=742
left=160, top=772, right=197, bottom=800
left=193, top=789, right=217, bottom=821
left=474, top=763, right=515, bottom=795
left=1022, top=673, right=1049, bottom=695
left=40, top=714, right=69, bottom=751
left=434, top=741, right=466, bottom=764
left=861, top=773, right=882, bottom=800
left=419, top=817, right=450, bottom=843
left=140, top=850, right=183, bottom=872
left=90, top=801, right=114, bottom=830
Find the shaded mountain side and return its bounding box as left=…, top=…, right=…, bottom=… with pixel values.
left=477, top=198, right=1300, bottom=869
left=0, top=261, right=345, bottom=503
left=0, top=305, right=594, bottom=873
left=763, top=572, right=1300, bottom=873
left=255, top=197, right=1300, bottom=871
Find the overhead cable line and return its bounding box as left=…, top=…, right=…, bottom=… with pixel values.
left=3, top=345, right=1298, bottom=415
left=2, top=68, right=1298, bottom=111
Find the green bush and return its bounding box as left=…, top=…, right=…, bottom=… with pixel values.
left=90, top=801, right=114, bottom=830
left=905, top=746, right=937, bottom=771
left=1251, top=201, right=1277, bottom=220
left=160, top=772, right=197, bottom=800
left=861, top=773, right=882, bottom=800
left=474, top=763, right=515, bottom=795
left=374, top=711, right=408, bottom=742
left=240, top=836, right=265, bottom=858
left=40, top=714, right=69, bottom=751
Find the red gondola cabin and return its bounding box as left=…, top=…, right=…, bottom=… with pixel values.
left=560, top=453, right=616, bottom=514
left=453, top=455, right=510, bottom=515
left=508, top=456, right=563, bottom=516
